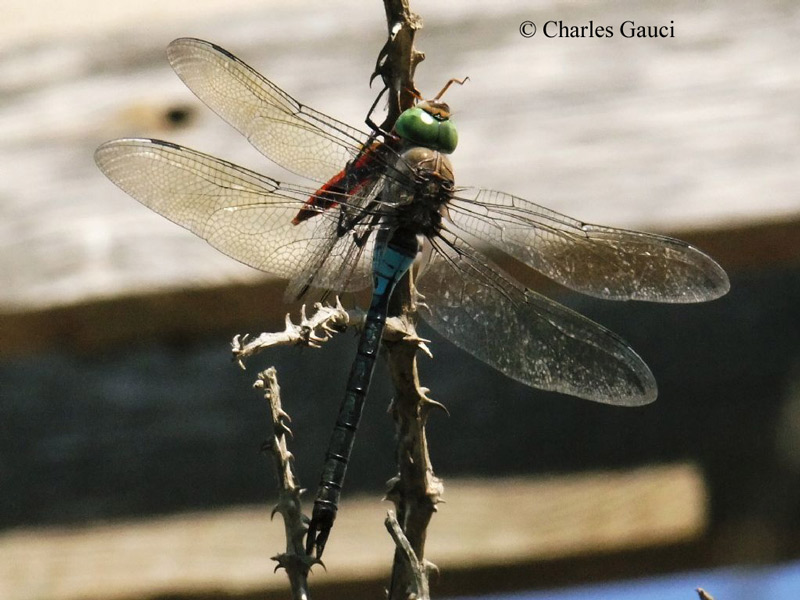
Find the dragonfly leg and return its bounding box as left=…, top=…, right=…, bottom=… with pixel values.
left=354, top=208, right=384, bottom=247
left=335, top=196, right=381, bottom=239
left=364, top=85, right=391, bottom=136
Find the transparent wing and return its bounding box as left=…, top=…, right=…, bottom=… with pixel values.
left=416, top=233, right=657, bottom=405
left=166, top=37, right=372, bottom=184
left=448, top=188, right=729, bottom=303
left=94, top=138, right=376, bottom=293
left=282, top=172, right=389, bottom=300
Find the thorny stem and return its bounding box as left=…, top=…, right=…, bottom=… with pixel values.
left=385, top=319, right=444, bottom=600
left=231, top=300, right=427, bottom=362
left=239, top=299, right=434, bottom=597
left=375, top=0, right=425, bottom=134
left=375, top=1, right=444, bottom=599
left=385, top=511, right=433, bottom=599
left=231, top=300, right=351, bottom=365
left=255, top=368, right=316, bottom=600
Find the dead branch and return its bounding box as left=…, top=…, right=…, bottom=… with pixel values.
left=374, top=1, right=446, bottom=598
left=232, top=300, right=430, bottom=367
left=255, top=368, right=316, bottom=599
left=232, top=300, right=351, bottom=366
left=385, top=511, right=437, bottom=600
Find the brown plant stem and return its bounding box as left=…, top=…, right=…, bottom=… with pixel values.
left=375, top=1, right=443, bottom=598
left=255, top=368, right=316, bottom=599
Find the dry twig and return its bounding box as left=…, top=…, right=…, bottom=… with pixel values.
left=232, top=300, right=430, bottom=366
left=372, top=1, right=446, bottom=598
left=232, top=300, right=351, bottom=366
left=385, top=511, right=436, bottom=600
left=255, top=368, right=316, bottom=599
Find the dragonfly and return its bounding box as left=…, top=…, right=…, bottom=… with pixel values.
left=95, top=38, right=729, bottom=558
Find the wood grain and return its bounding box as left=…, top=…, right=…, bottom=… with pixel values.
left=1, top=0, right=798, bottom=317
left=0, top=465, right=706, bottom=600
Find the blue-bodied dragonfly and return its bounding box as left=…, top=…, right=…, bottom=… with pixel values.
left=95, top=38, right=729, bottom=557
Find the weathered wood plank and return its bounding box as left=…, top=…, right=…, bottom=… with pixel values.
left=1, top=0, right=798, bottom=315
left=0, top=465, right=705, bottom=600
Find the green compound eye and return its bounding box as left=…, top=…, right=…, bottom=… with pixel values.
left=437, top=119, right=458, bottom=154
left=395, top=107, right=458, bottom=154
left=396, top=107, right=438, bottom=147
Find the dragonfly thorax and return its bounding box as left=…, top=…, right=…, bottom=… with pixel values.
left=384, top=145, right=454, bottom=239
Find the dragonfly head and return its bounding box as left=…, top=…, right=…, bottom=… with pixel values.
left=395, top=101, right=458, bottom=154
left=395, top=77, right=468, bottom=155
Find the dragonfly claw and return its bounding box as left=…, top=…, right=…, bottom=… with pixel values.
left=306, top=504, right=336, bottom=558
left=305, top=519, right=331, bottom=558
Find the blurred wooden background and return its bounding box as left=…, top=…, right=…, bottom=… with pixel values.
left=1, top=0, right=800, bottom=598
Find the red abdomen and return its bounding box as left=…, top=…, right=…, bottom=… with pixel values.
left=292, top=141, right=388, bottom=225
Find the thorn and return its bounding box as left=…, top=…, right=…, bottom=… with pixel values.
left=424, top=558, right=440, bottom=576
left=300, top=303, right=309, bottom=322
left=311, top=557, right=327, bottom=572
left=284, top=312, right=293, bottom=328
left=384, top=476, right=402, bottom=500
left=423, top=398, right=450, bottom=416
left=398, top=330, right=430, bottom=346
left=418, top=342, right=433, bottom=358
